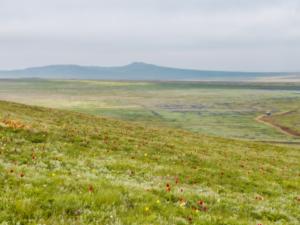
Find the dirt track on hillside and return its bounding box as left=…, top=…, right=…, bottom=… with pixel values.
left=255, top=111, right=300, bottom=138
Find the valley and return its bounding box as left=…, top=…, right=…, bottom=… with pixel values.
left=0, top=79, right=300, bottom=142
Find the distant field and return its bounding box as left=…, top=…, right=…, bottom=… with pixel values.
left=0, top=79, right=300, bottom=142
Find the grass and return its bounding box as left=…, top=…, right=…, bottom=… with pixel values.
left=1, top=79, right=300, bottom=142
left=0, top=100, right=299, bottom=224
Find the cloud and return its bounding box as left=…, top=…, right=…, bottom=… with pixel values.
left=0, top=0, right=299, bottom=71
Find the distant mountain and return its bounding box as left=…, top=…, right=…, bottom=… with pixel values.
left=0, top=62, right=298, bottom=81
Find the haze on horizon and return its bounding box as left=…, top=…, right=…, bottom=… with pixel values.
left=1, top=0, right=299, bottom=72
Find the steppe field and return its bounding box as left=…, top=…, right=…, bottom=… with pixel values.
left=1, top=79, right=300, bottom=142
left=0, top=79, right=299, bottom=224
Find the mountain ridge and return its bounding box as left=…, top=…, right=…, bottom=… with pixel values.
left=0, top=62, right=298, bottom=81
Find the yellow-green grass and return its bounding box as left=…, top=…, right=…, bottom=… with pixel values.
left=0, top=100, right=299, bottom=224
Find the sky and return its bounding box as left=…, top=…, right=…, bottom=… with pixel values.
left=0, top=0, right=299, bottom=71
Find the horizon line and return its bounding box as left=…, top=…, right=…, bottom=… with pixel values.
left=1, top=62, right=298, bottom=74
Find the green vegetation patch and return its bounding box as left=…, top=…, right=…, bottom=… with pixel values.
left=0, top=100, right=299, bottom=224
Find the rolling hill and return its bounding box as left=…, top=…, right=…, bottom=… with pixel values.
left=0, top=62, right=297, bottom=81
left=0, top=100, right=299, bottom=224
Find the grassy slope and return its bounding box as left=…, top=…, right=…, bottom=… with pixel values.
left=0, top=100, right=299, bottom=224
left=1, top=79, right=300, bottom=141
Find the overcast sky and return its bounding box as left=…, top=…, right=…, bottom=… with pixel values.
left=0, top=0, right=299, bottom=71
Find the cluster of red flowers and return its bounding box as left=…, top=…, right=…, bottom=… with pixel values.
left=7, top=168, right=25, bottom=178
left=1, top=119, right=30, bottom=130
left=164, top=175, right=209, bottom=224
left=166, top=177, right=181, bottom=192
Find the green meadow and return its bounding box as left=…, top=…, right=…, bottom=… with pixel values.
left=0, top=79, right=299, bottom=224
left=0, top=100, right=299, bottom=224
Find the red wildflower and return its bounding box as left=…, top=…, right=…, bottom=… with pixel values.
left=88, top=185, right=94, bottom=193
left=20, top=172, right=24, bottom=177
left=197, top=200, right=204, bottom=206
left=166, top=183, right=171, bottom=192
